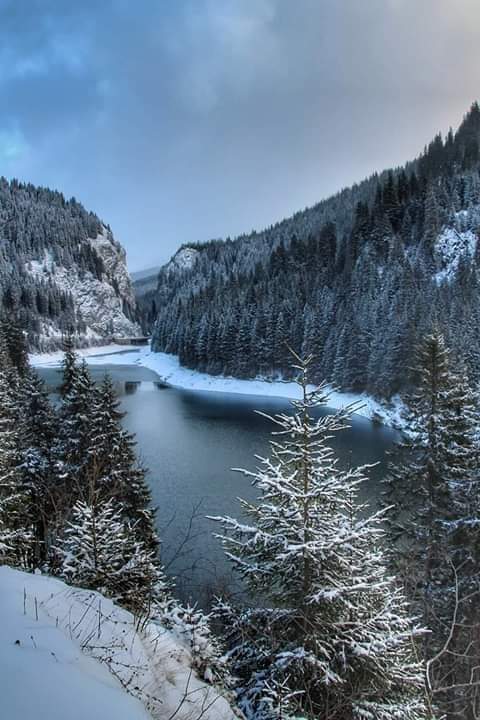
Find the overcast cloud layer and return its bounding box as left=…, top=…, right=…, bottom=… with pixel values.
left=1, top=0, right=480, bottom=269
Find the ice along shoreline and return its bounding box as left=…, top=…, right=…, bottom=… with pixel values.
left=30, top=343, right=407, bottom=430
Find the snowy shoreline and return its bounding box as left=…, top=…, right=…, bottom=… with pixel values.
left=30, top=344, right=407, bottom=430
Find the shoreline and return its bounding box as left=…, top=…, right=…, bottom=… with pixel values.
left=30, top=343, right=407, bottom=430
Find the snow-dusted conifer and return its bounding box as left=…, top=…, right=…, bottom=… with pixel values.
left=58, top=358, right=96, bottom=497
left=0, top=316, right=29, bottom=375
left=384, top=330, right=480, bottom=716
left=0, top=342, right=33, bottom=567
left=384, top=332, right=480, bottom=616
left=60, top=498, right=126, bottom=593
left=59, top=497, right=167, bottom=614
left=89, top=374, right=158, bottom=550
left=59, top=335, right=78, bottom=399
left=166, top=603, right=228, bottom=685
left=18, top=369, right=60, bottom=563
left=211, top=353, right=428, bottom=720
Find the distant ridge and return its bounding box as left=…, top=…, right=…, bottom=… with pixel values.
left=131, top=266, right=161, bottom=282
left=149, top=102, right=480, bottom=400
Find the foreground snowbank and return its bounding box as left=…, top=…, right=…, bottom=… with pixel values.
left=31, top=344, right=407, bottom=429
left=0, top=566, right=235, bottom=720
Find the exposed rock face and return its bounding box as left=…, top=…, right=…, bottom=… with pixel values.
left=0, top=176, right=141, bottom=350
left=25, top=227, right=141, bottom=346
left=167, top=247, right=199, bottom=273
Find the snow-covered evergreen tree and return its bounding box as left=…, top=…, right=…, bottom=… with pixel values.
left=57, top=358, right=96, bottom=501
left=18, top=369, right=60, bottom=564
left=0, top=343, right=33, bottom=567
left=59, top=498, right=167, bottom=616
left=88, top=374, right=158, bottom=550
left=59, top=335, right=78, bottom=399
left=0, top=316, right=29, bottom=375
left=384, top=330, right=480, bottom=717
left=211, top=353, right=428, bottom=720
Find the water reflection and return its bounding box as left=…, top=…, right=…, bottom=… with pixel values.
left=36, top=363, right=399, bottom=605
left=125, top=381, right=141, bottom=395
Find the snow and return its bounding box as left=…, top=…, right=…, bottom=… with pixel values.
left=0, top=566, right=236, bottom=720
left=29, top=343, right=138, bottom=367
left=434, top=225, right=477, bottom=284
left=30, top=344, right=407, bottom=430
left=166, top=247, right=199, bottom=273
left=24, top=227, right=141, bottom=343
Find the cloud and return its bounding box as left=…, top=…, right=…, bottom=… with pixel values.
left=0, top=0, right=479, bottom=269
left=0, top=127, right=28, bottom=162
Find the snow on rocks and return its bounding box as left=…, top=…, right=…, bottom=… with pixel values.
left=434, top=225, right=477, bottom=284
left=0, top=566, right=236, bottom=720
left=25, top=226, right=141, bottom=343
left=165, top=247, right=200, bottom=274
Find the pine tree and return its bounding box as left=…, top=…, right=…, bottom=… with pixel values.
left=211, top=354, right=428, bottom=720
left=384, top=330, right=480, bottom=717
left=59, top=334, right=78, bottom=399
left=89, top=374, right=158, bottom=551
left=55, top=359, right=167, bottom=616
left=58, top=358, right=96, bottom=498
left=384, top=333, right=478, bottom=620
left=0, top=344, right=33, bottom=567
left=58, top=497, right=167, bottom=616
left=0, top=316, right=29, bottom=374
left=18, top=369, right=60, bottom=563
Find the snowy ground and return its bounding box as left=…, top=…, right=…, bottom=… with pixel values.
left=0, top=566, right=235, bottom=720
left=30, top=344, right=407, bottom=430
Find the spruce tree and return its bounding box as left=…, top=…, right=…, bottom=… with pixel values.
left=0, top=316, right=29, bottom=375
left=89, top=374, right=158, bottom=551
left=59, top=334, right=78, bottom=399
left=58, top=358, right=96, bottom=499
left=0, top=344, right=33, bottom=567
left=211, top=354, right=428, bottom=720
left=59, top=497, right=167, bottom=616
left=18, top=369, right=60, bottom=563
left=384, top=332, right=479, bottom=622
left=384, top=330, right=480, bottom=717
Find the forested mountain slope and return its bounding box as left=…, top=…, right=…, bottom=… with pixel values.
left=0, top=178, right=140, bottom=350
left=151, top=103, right=480, bottom=399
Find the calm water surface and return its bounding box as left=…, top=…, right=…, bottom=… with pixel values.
left=38, top=363, right=398, bottom=603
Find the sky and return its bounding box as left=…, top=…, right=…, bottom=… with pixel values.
left=1, top=0, right=480, bottom=270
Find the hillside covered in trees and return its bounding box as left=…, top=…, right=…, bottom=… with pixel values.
left=0, top=178, right=140, bottom=350
left=150, top=103, right=480, bottom=400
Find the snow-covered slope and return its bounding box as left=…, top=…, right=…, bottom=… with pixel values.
left=166, top=247, right=200, bottom=274
left=0, top=566, right=236, bottom=720
left=434, top=218, right=478, bottom=284
left=25, top=226, right=141, bottom=346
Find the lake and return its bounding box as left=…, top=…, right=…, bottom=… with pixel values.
left=37, top=363, right=399, bottom=604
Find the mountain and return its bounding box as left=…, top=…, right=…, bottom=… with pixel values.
left=134, top=250, right=204, bottom=332
left=131, top=265, right=161, bottom=283
left=0, top=178, right=140, bottom=350
left=132, top=269, right=161, bottom=334
left=132, top=267, right=160, bottom=301
left=150, top=103, right=480, bottom=400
